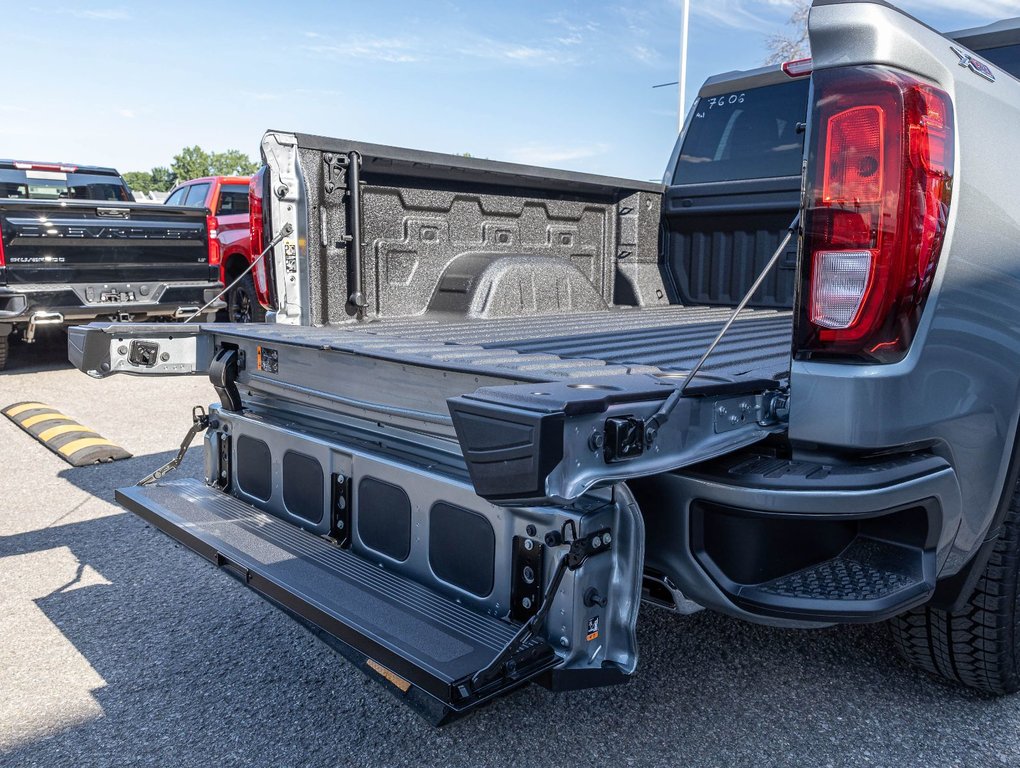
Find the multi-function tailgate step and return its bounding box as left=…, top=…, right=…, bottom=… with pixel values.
left=117, top=478, right=556, bottom=710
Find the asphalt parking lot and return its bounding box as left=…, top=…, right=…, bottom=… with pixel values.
left=1, top=336, right=1018, bottom=767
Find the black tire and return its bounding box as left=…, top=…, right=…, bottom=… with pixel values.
left=890, top=482, right=1020, bottom=694
left=227, top=273, right=266, bottom=324
left=0, top=333, right=8, bottom=371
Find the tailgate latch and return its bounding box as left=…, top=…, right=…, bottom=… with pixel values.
left=96, top=207, right=130, bottom=218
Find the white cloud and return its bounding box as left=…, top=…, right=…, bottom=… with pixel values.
left=686, top=0, right=784, bottom=32
left=464, top=42, right=574, bottom=65
left=117, top=108, right=135, bottom=119
left=303, top=31, right=577, bottom=67
left=72, top=7, right=129, bottom=20
left=506, top=142, right=610, bottom=166
left=303, top=37, right=423, bottom=64
left=631, top=44, right=660, bottom=65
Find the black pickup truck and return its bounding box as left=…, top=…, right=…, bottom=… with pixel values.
left=0, top=160, right=224, bottom=370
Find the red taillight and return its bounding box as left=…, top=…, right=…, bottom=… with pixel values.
left=822, top=106, right=884, bottom=204
left=13, top=161, right=77, bottom=172
left=795, top=66, right=954, bottom=362
left=206, top=214, right=221, bottom=267
left=248, top=168, right=272, bottom=309
left=0, top=218, right=5, bottom=268
left=782, top=57, right=813, bottom=78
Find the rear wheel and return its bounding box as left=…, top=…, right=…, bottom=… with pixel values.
left=0, top=333, right=8, bottom=371
left=227, top=273, right=266, bottom=324
left=890, top=482, right=1020, bottom=694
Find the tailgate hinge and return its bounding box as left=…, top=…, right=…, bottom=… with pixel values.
left=209, top=346, right=243, bottom=411
left=713, top=390, right=788, bottom=434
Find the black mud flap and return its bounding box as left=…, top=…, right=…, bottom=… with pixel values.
left=116, top=478, right=556, bottom=720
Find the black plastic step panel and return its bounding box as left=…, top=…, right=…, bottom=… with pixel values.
left=117, top=478, right=555, bottom=709
left=733, top=539, right=932, bottom=621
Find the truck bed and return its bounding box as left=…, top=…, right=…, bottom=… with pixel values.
left=360, top=305, right=792, bottom=382
left=213, top=304, right=792, bottom=384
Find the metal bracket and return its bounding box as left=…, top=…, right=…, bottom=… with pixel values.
left=511, top=537, right=544, bottom=622
left=564, top=526, right=613, bottom=570
left=713, top=396, right=759, bottom=434
left=330, top=472, right=352, bottom=547
left=712, top=392, right=788, bottom=433
left=323, top=153, right=350, bottom=195
left=212, top=432, right=232, bottom=491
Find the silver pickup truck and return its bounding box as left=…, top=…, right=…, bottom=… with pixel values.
left=68, top=1, right=1020, bottom=723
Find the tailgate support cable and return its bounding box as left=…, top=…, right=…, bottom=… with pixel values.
left=646, top=212, right=800, bottom=432
left=137, top=406, right=209, bottom=486
left=466, top=522, right=613, bottom=696
left=181, top=223, right=294, bottom=323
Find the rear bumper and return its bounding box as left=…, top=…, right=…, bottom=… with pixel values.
left=0, top=281, right=224, bottom=326
left=633, top=451, right=963, bottom=627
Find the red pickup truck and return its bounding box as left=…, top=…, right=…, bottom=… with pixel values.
left=164, top=176, right=262, bottom=322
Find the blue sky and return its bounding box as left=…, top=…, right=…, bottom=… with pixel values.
left=2, top=1, right=1017, bottom=181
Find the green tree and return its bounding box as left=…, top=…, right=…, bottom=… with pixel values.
left=170, top=146, right=259, bottom=182
left=122, top=171, right=154, bottom=194
left=209, top=149, right=259, bottom=176
left=170, top=145, right=213, bottom=182
left=149, top=166, right=175, bottom=191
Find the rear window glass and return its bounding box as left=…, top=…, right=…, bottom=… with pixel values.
left=217, top=184, right=249, bottom=215
left=184, top=183, right=210, bottom=207
left=0, top=169, right=130, bottom=201
left=673, top=79, right=809, bottom=185
left=979, top=43, right=1020, bottom=80
left=165, top=186, right=188, bottom=206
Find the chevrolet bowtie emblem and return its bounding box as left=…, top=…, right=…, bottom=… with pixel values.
left=951, top=45, right=996, bottom=82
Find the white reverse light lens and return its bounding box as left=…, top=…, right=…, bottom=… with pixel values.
left=810, top=249, right=873, bottom=329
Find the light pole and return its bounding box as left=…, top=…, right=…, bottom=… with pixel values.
left=678, top=0, right=690, bottom=132
left=652, top=0, right=692, bottom=134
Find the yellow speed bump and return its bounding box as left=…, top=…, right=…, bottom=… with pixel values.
left=2, top=401, right=132, bottom=466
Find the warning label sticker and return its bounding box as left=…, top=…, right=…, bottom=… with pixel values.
left=586, top=616, right=599, bottom=642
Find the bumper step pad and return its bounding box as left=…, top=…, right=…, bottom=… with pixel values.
left=734, top=539, right=933, bottom=621
left=116, top=478, right=555, bottom=714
